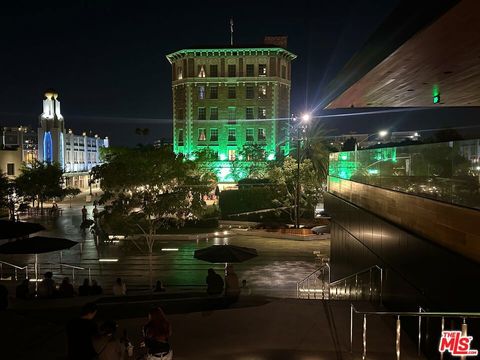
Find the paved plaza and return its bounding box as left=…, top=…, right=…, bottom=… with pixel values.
left=1, top=198, right=329, bottom=298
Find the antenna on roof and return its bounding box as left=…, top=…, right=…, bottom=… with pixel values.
left=230, top=18, right=234, bottom=46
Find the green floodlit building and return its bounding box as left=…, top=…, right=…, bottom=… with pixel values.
left=166, top=39, right=296, bottom=183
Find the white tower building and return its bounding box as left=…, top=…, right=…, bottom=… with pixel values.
left=38, top=89, right=65, bottom=167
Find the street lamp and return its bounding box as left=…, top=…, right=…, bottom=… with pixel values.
left=354, top=130, right=388, bottom=163
left=294, top=113, right=311, bottom=229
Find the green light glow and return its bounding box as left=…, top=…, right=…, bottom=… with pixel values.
left=267, top=153, right=275, bottom=161
left=367, top=169, right=379, bottom=175
left=432, top=85, right=440, bottom=104
left=219, top=154, right=227, bottom=161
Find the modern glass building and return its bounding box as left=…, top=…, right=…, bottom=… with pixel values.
left=166, top=42, right=296, bottom=182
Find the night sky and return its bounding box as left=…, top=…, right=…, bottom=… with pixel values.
left=4, top=0, right=471, bottom=146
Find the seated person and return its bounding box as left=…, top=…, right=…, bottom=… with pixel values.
left=206, top=268, right=224, bottom=295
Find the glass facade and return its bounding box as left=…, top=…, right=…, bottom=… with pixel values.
left=328, top=139, right=480, bottom=209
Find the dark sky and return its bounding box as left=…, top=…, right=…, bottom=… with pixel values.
left=0, top=0, right=403, bottom=146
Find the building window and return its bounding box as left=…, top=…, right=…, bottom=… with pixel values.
left=210, top=128, right=218, bottom=142
left=246, top=128, right=254, bottom=142
left=177, top=67, right=183, bottom=80
left=258, top=128, right=266, bottom=141
left=198, top=86, right=205, bottom=100
left=281, top=65, right=286, bottom=79
left=246, top=107, right=254, bottom=120
left=246, top=64, right=254, bottom=77
left=210, top=85, right=218, bottom=99
left=228, top=86, right=236, bottom=99
left=198, top=128, right=206, bottom=141
left=246, top=85, right=254, bottom=99
left=210, top=64, right=218, bottom=77
left=228, top=64, right=236, bottom=77
left=259, top=85, right=267, bottom=98
left=210, top=107, right=218, bottom=120
left=198, top=65, right=206, bottom=78
left=178, top=129, right=184, bottom=145
left=177, top=108, right=184, bottom=121
left=228, top=107, right=236, bottom=124
left=258, top=107, right=267, bottom=119
left=228, top=149, right=236, bottom=161
left=198, top=107, right=206, bottom=120
left=228, top=128, right=236, bottom=142
left=258, top=64, right=267, bottom=76
left=7, top=163, right=14, bottom=176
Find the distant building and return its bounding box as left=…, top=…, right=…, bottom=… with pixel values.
left=1, top=126, right=38, bottom=164
left=166, top=37, right=296, bottom=182
left=328, top=131, right=420, bottom=150
left=0, top=148, right=22, bottom=179
left=37, top=90, right=109, bottom=189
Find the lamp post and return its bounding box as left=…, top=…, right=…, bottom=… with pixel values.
left=354, top=130, right=388, bottom=164
left=294, top=113, right=311, bottom=229
left=88, top=172, right=93, bottom=196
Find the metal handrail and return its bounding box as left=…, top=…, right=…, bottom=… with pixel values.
left=39, top=262, right=91, bottom=285
left=329, top=265, right=383, bottom=304
left=0, top=260, right=29, bottom=280
left=350, top=304, right=480, bottom=359
left=296, top=263, right=330, bottom=299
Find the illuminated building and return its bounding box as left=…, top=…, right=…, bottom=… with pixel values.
left=37, top=90, right=109, bottom=189
left=166, top=38, right=296, bottom=182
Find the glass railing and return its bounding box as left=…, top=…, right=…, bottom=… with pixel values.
left=328, top=139, right=480, bottom=210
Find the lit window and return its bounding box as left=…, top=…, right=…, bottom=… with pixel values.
left=228, top=149, right=236, bottom=161
left=258, top=128, right=266, bottom=141
left=210, top=107, right=218, bottom=120
left=259, top=85, right=267, bottom=98
left=198, top=128, right=206, bottom=141
left=177, top=67, right=183, bottom=80
left=198, top=107, right=206, bottom=120
left=228, top=64, right=236, bottom=77
left=198, top=65, right=206, bottom=78
left=246, top=64, right=254, bottom=77
left=246, top=128, right=254, bottom=142
left=210, top=86, right=218, bottom=99
left=258, top=107, right=267, bottom=119
left=210, top=128, right=218, bottom=142
left=246, top=107, right=254, bottom=120
left=258, top=64, right=267, bottom=76
left=228, top=86, right=236, bottom=99
left=198, top=86, right=205, bottom=100
left=228, top=107, right=236, bottom=124
left=246, top=85, right=254, bottom=99
left=210, top=65, right=218, bottom=77
left=228, top=128, right=236, bottom=142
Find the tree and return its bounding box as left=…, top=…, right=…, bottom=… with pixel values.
left=93, top=145, right=214, bottom=287
left=15, top=161, right=78, bottom=210
left=266, top=156, right=322, bottom=223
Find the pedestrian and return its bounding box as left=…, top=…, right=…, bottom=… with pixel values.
left=93, top=320, right=124, bottom=360
left=82, top=205, right=88, bottom=222
left=143, top=307, right=172, bottom=360
left=16, top=279, right=30, bottom=299
left=93, top=205, right=99, bottom=220
left=240, top=279, right=252, bottom=296
left=38, top=271, right=57, bottom=298
left=91, top=280, right=103, bottom=295
left=0, top=284, right=8, bottom=310
left=225, top=265, right=240, bottom=300
left=79, top=278, right=92, bottom=296
left=113, top=278, right=126, bottom=296
left=206, top=268, right=224, bottom=295
left=59, top=277, right=75, bottom=297
left=66, top=302, right=98, bottom=360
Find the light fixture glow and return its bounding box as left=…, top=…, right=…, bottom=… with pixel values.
left=98, top=258, right=119, bottom=262
left=301, top=113, right=311, bottom=122
left=161, top=248, right=179, bottom=251
left=378, top=130, right=388, bottom=138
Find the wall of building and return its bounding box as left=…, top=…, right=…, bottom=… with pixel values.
left=0, top=148, right=23, bottom=178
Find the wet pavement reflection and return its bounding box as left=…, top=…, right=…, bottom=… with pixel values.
left=1, top=205, right=329, bottom=297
